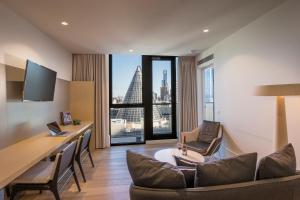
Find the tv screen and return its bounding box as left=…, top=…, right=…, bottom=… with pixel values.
left=23, top=60, right=57, bottom=101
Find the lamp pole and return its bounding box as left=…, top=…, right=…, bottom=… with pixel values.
left=275, top=96, right=288, bottom=151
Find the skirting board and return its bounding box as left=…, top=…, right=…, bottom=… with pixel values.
left=223, top=147, right=239, bottom=158
left=146, top=139, right=178, bottom=145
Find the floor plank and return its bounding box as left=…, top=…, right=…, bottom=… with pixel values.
left=20, top=143, right=176, bottom=200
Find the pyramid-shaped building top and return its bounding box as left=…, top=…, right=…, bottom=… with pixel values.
left=122, top=66, right=143, bottom=104
left=116, top=66, right=161, bottom=123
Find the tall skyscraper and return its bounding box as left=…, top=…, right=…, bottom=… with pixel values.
left=160, top=69, right=169, bottom=101
left=162, top=70, right=168, bottom=87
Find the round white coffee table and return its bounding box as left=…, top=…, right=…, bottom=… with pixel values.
left=154, top=148, right=204, bottom=166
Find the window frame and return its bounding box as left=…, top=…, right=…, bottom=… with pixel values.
left=109, top=54, right=145, bottom=146
left=143, top=55, right=177, bottom=140
left=109, top=54, right=177, bottom=146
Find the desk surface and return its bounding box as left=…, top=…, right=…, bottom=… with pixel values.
left=0, top=121, right=93, bottom=188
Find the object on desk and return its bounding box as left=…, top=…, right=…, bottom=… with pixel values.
left=73, top=119, right=81, bottom=125
left=47, top=121, right=68, bottom=136
left=60, top=111, right=73, bottom=125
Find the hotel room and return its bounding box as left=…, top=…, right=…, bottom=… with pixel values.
left=0, top=0, right=300, bottom=199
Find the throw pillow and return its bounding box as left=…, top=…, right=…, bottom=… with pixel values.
left=126, top=150, right=187, bottom=189
left=195, top=153, right=257, bottom=187
left=256, top=143, right=296, bottom=180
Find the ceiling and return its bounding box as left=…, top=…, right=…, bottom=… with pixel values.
left=2, top=0, right=286, bottom=55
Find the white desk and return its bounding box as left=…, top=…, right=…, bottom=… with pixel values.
left=0, top=121, right=93, bottom=190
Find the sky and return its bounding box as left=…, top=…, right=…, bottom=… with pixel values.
left=112, top=54, right=171, bottom=97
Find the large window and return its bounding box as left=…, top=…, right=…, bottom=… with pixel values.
left=109, top=54, right=177, bottom=145
left=202, top=66, right=215, bottom=121
left=110, top=54, right=144, bottom=145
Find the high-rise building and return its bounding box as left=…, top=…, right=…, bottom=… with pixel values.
left=160, top=69, right=170, bottom=101
left=162, top=70, right=168, bottom=87
left=153, top=92, right=158, bottom=102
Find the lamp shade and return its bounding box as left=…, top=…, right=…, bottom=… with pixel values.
left=254, top=84, right=300, bottom=96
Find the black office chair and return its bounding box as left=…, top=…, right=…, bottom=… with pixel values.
left=10, top=141, right=81, bottom=200
left=76, top=129, right=95, bottom=182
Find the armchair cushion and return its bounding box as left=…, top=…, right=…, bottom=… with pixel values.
left=195, top=152, right=257, bottom=187
left=256, top=143, right=296, bottom=180
left=186, top=141, right=210, bottom=154
left=127, top=150, right=187, bottom=189
left=199, top=121, right=220, bottom=144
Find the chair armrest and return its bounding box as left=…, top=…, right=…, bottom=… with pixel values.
left=180, top=127, right=200, bottom=143
left=205, top=137, right=222, bottom=156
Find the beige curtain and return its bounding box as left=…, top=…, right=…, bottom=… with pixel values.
left=72, top=54, right=110, bottom=148
left=178, top=56, right=198, bottom=132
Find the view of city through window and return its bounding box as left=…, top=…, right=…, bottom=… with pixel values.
left=152, top=60, right=172, bottom=135
left=110, top=54, right=173, bottom=144
left=203, top=67, right=214, bottom=121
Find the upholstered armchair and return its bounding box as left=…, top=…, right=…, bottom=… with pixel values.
left=180, top=121, right=223, bottom=158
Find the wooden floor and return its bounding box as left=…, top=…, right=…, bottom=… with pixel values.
left=20, top=143, right=175, bottom=200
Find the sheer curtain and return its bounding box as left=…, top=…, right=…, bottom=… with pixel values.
left=72, top=54, right=110, bottom=148
left=178, top=56, right=198, bottom=133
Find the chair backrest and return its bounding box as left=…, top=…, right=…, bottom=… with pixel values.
left=52, top=141, right=77, bottom=181
left=78, top=129, right=92, bottom=154
left=199, top=121, right=221, bottom=144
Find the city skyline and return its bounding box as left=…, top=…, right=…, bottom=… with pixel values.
left=112, top=54, right=171, bottom=98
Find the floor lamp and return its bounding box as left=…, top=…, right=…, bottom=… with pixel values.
left=255, top=84, right=300, bottom=151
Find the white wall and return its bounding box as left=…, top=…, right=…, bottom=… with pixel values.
left=0, top=2, right=72, bottom=149
left=197, top=0, right=300, bottom=164
left=0, top=2, right=72, bottom=80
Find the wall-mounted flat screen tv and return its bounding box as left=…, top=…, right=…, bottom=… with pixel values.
left=23, top=60, right=57, bottom=101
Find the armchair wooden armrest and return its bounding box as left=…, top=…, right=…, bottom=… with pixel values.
left=204, top=126, right=223, bottom=156
left=205, top=137, right=222, bottom=156
left=180, top=127, right=200, bottom=143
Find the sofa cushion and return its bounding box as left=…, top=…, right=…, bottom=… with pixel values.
left=199, top=121, right=220, bottom=144
left=126, top=150, right=187, bottom=189
left=256, top=143, right=296, bottom=180
left=195, top=153, right=257, bottom=187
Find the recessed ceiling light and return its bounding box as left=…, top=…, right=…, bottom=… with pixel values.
left=61, top=21, right=69, bottom=26
left=129, top=49, right=134, bottom=53
left=203, top=29, right=209, bottom=33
